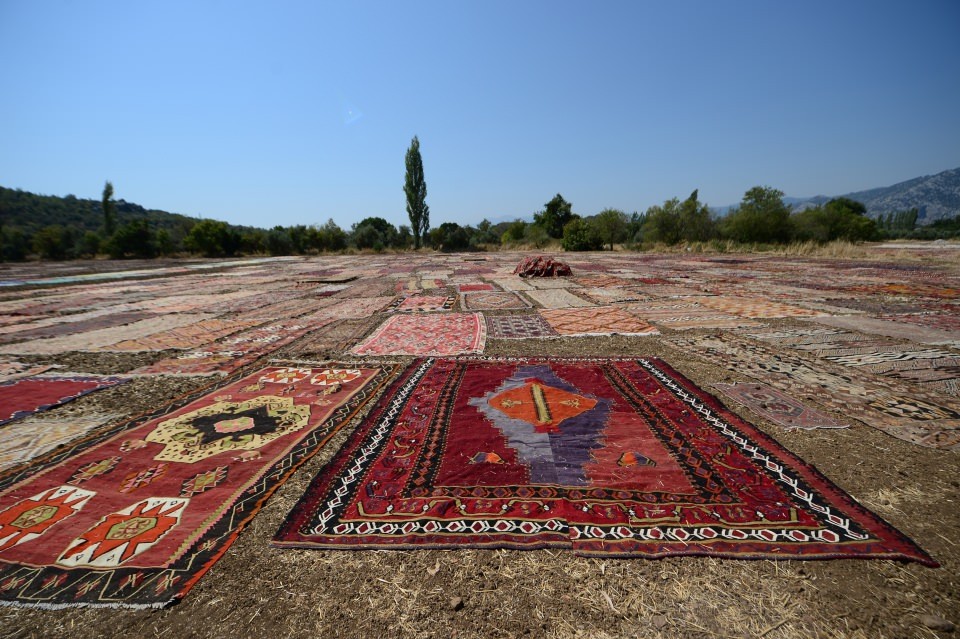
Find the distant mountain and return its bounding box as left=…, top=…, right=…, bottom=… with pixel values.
left=785, top=167, right=960, bottom=224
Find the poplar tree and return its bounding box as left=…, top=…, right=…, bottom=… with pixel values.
left=102, top=180, right=116, bottom=237
left=404, top=136, right=429, bottom=249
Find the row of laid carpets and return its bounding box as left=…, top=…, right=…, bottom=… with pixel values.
left=0, top=358, right=936, bottom=608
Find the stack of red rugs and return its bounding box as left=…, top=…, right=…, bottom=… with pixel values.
left=513, top=256, right=573, bottom=278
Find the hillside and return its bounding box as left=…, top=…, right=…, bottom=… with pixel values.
left=0, top=186, right=207, bottom=236
left=789, top=167, right=960, bottom=224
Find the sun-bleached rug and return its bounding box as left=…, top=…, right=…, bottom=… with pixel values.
left=524, top=289, right=594, bottom=309
left=713, top=383, right=848, bottom=430
left=351, top=313, right=486, bottom=356
left=462, top=291, right=531, bottom=311
left=539, top=308, right=659, bottom=337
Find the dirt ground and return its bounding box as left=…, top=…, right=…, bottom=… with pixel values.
left=1, top=248, right=958, bottom=638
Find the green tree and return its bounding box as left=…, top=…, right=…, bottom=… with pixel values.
left=429, top=222, right=471, bottom=252
left=102, top=181, right=116, bottom=236
left=184, top=219, right=239, bottom=257
left=353, top=217, right=399, bottom=248
left=720, top=186, right=793, bottom=244
left=678, top=189, right=716, bottom=242
left=266, top=226, right=293, bottom=255
left=561, top=218, right=603, bottom=251
left=32, top=225, right=70, bottom=260
left=106, top=220, right=156, bottom=258
left=77, top=231, right=102, bottom=258
left=534, top=194, right=574, bottom=238
left=592, top=208, right=629, bottom=250
left=315, top=219, right=347, bottom=251
left=404, top=136, right=429, bottom=249
left=641, top=199, right=683, bottom=245
left=500, top=220, right=528, bottom=245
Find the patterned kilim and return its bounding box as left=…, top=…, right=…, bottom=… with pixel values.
left=98, top=318, right=263, bottom=352
left=670, top=334, right=960, bottom=450
left=0, top=364, right=399, bottom=608
left=690, top=296, right=825, bottom=319
left=0, top=315, right=216, bottom=356
left=810, top=315, right=960, bottom=347
left=456, top=283, right=496, bottom=293
left=462, top=291, right=531, bottom=311
left=0, top=376, right=128, bottom=426
left=539, top=308, right=659, bottom=337
left=524, top=289, right=595, bottom=309
left=273, top=357, right=935, bottom=564
left=576, top=288, right=647, bottom=305
left=131, top=320, right=329, bottom=376
left=714, top=383, right=847, bottom=430
left=0, top=311, right=158, bottom=345
left=485, top=314, right=559, bottom=339
left=624, top=301, right=759, bottom=330
left=386, top=295, right=457, bottom=313
left=351, top=313, right=486, bottom=356
left=284, top=317, right=383, bottom=356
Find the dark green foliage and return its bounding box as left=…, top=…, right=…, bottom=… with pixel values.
left=641, top=199, right=684, bottom=245
left=32, top=225, right=74, bottom=260
left=314, top=219, right=348, bottom=251
left=154, top=229, right=175, bottom=256
left=524, top=224, right=550, bottom=248
left=184, top=220, right=241, bottom=257
left=561, top=218, right=603, bottom=251
left=404, top=136, right=429, bottom=249
left=102, top=181, right=116, bottom=236
left=77, top=231, right=103, bottom=258
left=351, top=217, right=399, bottom=249
left=592, top=208, right=629, bottom=250
left=395, top=225, right=413, bottom=250
left=471, top=219, right=500, bottom=247
left=1, top=226, right=28, bottom=261
left=429, top=222, right=472, bottom=252
left=793, top=197, right=878, bottom=243
left=721, top=186, right=793, bottom=243
left=266, top=226, right=294, bottom=255
left=677, top=190, right=716, bottom=242
left=534, top=194, right=575, bottom=238
left=105, top=220, right=157, bottom=259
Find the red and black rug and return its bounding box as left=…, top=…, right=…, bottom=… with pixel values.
left=0, top=363, right=400, bottom=608
left=274, top=357, right=935, bottom=565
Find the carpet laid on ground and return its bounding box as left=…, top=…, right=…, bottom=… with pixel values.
left=0, top=364, right=399, bottom=607
left=350, top=313, right=486, bottom=356
left=0, top=376, right=128, bottom=426
left=713, top=383, right=848, bottom=430
left=273, top=357, right=934, bottom=565
left=539, top=307, right=659, bottom=337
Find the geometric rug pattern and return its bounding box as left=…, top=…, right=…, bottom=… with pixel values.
left=539, top=307, right=659, bottom=337
left=0, top=364, right=399, bottom=608
left=274, top=357, right=934, bottom=565
left=351, top=313, right=486, bottom=356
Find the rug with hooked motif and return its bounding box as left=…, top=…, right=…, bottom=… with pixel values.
left=462, top=291, right=531, bottom=311
left=273, top=357, right=935, bottom=564
left=0, top=363, right=399, bottom=607
left=0, top=376, right=128, bottom=427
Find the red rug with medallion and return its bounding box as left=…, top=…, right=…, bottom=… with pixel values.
left=273, top=357, right=935, bottom=565
left=0, top=363, right=399, bottom=608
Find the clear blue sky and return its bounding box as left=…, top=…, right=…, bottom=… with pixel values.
left=2, top=1, right=958, bottom=230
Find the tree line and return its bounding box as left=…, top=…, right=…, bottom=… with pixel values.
left=3, top=135, right=958, bottom=262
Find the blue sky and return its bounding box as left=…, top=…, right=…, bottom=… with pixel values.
left=2, top=1, right=958, bottom=230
